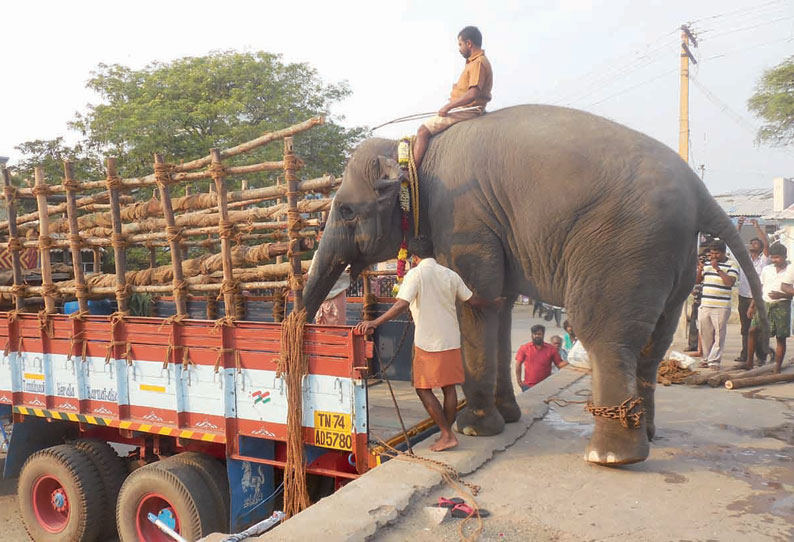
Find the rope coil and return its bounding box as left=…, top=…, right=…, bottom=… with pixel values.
left=3, top=185, right=18, bottom=202
left=105, top=175, right=122, bottom=191
left=277, top=309, right=311, bottom=518
left=32, top=184, right=51, bottom=197
left=154, top=162, right=177, bottom=187
left=7, top=237, right=22, bottom=252
left=209, top=163, right=227, bottom=179
left=62, top=179, right=80, bottom=192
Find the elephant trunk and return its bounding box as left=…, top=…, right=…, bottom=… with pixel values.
left=304, top=235, right=349, bottom=322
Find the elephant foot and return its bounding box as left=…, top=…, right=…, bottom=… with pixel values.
left=455, top=406, right=505, bottom=436
left=496, top=396, right=521, bottom=423
left=584, top=417, right=649, bottom=466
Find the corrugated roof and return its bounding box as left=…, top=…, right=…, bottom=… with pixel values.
left=713, top=188, right=773, bottom=218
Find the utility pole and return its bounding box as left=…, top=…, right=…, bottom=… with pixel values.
left=678, top=24, right=698, bottom=163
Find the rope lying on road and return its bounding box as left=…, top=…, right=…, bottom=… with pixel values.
left=377, top=440, right=483, bottom=542
left=657, top=359, right=696, bottom=385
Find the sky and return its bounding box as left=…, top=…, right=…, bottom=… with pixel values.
left=1, top=0, right=793, bottom=194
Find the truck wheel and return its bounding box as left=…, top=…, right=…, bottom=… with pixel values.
left=162, top=452, right=230, bottom=531
left=18, top=444, right=104, bottom=542
left=73, top=439, right=128, bottom=539
left=116, top=461, right=216, bottom=542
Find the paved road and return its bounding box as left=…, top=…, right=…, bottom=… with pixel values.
left=374, top=308, right=794, bottom=542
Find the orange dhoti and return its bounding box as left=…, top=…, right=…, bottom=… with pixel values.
left=413, top=346, right=465, bottom=389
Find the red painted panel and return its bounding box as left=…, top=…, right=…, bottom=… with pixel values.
left=128, top=405, right=178, bottom=426
left=81, top=399, right=120, bottom=418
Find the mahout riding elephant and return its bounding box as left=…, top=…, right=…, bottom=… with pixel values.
left=303, top=104, right=765, bottom=465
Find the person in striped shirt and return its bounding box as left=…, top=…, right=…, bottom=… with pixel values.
left=696, top=239, right=740, bottom=369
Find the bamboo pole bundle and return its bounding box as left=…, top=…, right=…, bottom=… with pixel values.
left=1, top=280, right=290, bottom=297
left=210, top=148, right=239, bottom=318
left=13, top=117, right=325, bottom=198
left=105, top=158, right=129, bottom=313
left=44, top=175, right=336, bottom=235
left=17, top=224, right=319, bottom=250
left=725, top=372, right=794, bottom=389
left=33, top=168, right=56, bottom=313
left=1, top=168, right=25, bottom=310
left=53, top=241, right=310, bottom=291
left=154, top=153, right=187, bottom=317
left=73, top=198, right=330, bottom=238
left=706, top=363, right=778, bottom=387
left=284, top=138, right=304, bottom=311
left=0, top=192, right=132, bottom=231
left=63, top=162, right=88, bottom=314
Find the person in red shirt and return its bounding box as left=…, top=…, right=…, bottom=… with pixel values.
left=515, top=324, right=568, bottom=391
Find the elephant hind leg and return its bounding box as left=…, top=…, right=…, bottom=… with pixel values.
left=636, top=297, right=689, bottom=442
left=581, top=312, right=662, bottom=466
left=495, top=295, right=520, bottom=423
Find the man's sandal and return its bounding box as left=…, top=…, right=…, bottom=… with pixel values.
left=449, top=502, right=491, bottom=519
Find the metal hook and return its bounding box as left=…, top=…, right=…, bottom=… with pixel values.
left=273, top=374, right=284, bottom=396
left=333, top=377, right=343, bottom=403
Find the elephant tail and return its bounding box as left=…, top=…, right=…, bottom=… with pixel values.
left=697, top=187, right=769, bottom=334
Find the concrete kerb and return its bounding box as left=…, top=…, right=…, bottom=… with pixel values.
left=202, top=369, right=586, bottom=542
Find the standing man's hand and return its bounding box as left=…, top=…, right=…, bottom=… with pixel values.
left=355, top=321, right=377, bottom=335
left=438, top=104, right=452, bottom=117
left=711, top=257, right=721, bottom=272
left=737, top=216, right=746, bottom=229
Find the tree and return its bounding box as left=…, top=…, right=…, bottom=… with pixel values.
left=69, top=51, right=366, bottom=183
left=11, top=138, right=102, bottom=187
left=748, top=55, right=794, bottom=147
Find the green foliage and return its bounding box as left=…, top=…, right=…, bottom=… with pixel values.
left=748, top=55, right=794, bottom=147
left=68, top=50, right=365, bottom=181
left=11, top=138, right=102, bottom=186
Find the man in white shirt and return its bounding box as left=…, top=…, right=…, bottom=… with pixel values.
left=736, top=217, right=770, bottom=362
left=355, top=236, right=497, bottom=452
left=747, top=243, right=793, bottom=373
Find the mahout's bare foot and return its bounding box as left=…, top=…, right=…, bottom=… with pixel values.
left=430, top=433, right=458, bottom=452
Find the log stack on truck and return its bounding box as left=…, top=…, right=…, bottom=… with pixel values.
left=0, top=119, right=419, bottom=542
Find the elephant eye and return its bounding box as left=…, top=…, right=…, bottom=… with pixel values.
left=338, top=204, right=356, bottom=221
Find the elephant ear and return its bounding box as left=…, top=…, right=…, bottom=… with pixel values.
left=376, top=155, right=406, bottom=183
left=373, top=155, right=404, bottom=200
left=372, top=156, right=404, bottom=242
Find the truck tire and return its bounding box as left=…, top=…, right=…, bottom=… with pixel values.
left=73, top=439, right=128, bottom=539
left=18, top=444, right=104, bottom=542
left=162, top=452, right=230, bottom=531
left=116, top=461, right=216, bottom=542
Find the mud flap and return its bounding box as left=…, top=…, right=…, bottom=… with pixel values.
left=3, top=415, right=73, bottom=478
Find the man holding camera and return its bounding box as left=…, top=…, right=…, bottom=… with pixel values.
left=696, top=239, right=740, bottom=369
left=736, top=217, right=770, bottom=363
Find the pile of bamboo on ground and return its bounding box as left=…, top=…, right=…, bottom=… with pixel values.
left=0, top=116, right=338, bottom=319
left=684, top=362, right=794, bottom=390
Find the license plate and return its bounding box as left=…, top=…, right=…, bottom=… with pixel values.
left=314, top=411, right=353, bottom=451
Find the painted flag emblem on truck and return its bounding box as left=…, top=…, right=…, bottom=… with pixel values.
left=252, top=390, right=271, bottom=405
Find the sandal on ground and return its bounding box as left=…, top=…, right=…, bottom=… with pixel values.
left=449, top=502, right=491, bottom=519
left=434, top=497, right=465, bottom=509
left=697, top=361, right=710, bottom=369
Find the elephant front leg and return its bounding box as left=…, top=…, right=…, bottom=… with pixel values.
left=495, top=296, right=521, bottom=423
left=456, top=303, right=506, bottom=436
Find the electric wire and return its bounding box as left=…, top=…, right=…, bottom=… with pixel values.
left=689, top=0, right=786, bottom=25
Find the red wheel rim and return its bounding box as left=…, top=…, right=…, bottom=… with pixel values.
left=136, top=493, right=181, bottom=542
left=31, top=475, right=70, bottom=533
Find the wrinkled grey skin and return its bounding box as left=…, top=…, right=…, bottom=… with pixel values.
left=304, top=105, right=765, bottom=465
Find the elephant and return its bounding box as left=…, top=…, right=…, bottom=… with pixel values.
left=303, top=104, right=765, bottom=465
